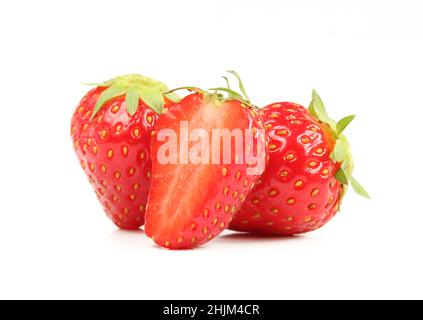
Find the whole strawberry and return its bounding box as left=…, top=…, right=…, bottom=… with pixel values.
left=230, top=90, right=369, bottom=235
left=145, top=86, right=268, bottom=249
left=71, top=74, right=179, bottom=230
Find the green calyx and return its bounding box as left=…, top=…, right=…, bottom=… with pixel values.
left=308, top=90, right=370, bottom=199
left=88, top=74, right=180, bottom=119
left=166, top=71, right=253, bottom=107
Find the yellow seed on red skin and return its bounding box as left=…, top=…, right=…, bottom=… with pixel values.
left=123, top=207, right=129, bottom=214
left=294, top=180, right=303, bottom=188
left=146, top=170, right=151, bottom=179
left=301, top=137, right=310, bottom=144
left=203, top=209, right=209, bottom=218
left=224, top=204, right=230, bottom=213
left=252, top=198, right=260, bottom=205
left=304, top=216, right=313, bottom=222
left=202, top=227, right=208, bottom=234
left=89, top=163, right=95, bottom=171
left=112, top=195, right=118, bottom=202
left=107, top=149, right=114, bottom=159
left=223, top=186, right=229, bottom=196
left=130, top=195, right=136, bottom=201
left=232, top=191, right=239, bottom=199
left=147, top=115, right=153, bottom=124
left=322, top=168, right=329, bottom=176
left=115, top=185, right=123, bottom=192
left=101, top=165, right=107, bottom=173
left=177, top=237, right=183, bottom=243
left=115, top=125, right=122, bottom=134
left=140, top=151, right=146, bottom=161
left=309, top=161, right=318, bottom=168
left=100, top=130, right=107, bottom=138
left=139, top=204, right=145, bottom=212
left=285, top=216, right=294, bottom=222
left=83, top=144, right=88, bottom=152
left=115, top=171, right=122, bottom=179
left=253, top=213, right=262, bottom=219
left=165, top=241, right=171, bottom=247
left=132, top=128, right=140, bottom=138
left=314, top=148, right=324, bottom=155
left=311, top=188, right=320, bottom=197
left=239, top=193, right=246, bottom=201
left=269, top=144, right=277, bottom=151
left=279, top=170, right=289, bottom=177
left=231, top=206, right=236, bottom=214
left=191, top=223, right=197, bottom=231
left=222, top=167, right=228, bottom=177
left=243, top=179, right=249, bottom=188
left=111, top=105, right=119, bottom=114
left=215, top=202, right=221, bottom=211
left=286, top=198, right=296, bottom=205
left=285, top=153, right=295, bottom=161
left=128, top=168, right=136, bottom=176
left=277, top=129, right=288, bottom=136
left=235, top=171, right=241, bottom=180
left=267, top=222, right=274, bottom=226
left=308, top=203, right=317, bottom=210
left=212, top=218, right=218, bottom=226
left=242, top=220, right=249, bottom=224
left=265, top=124, right=273, bottom=130
left=268, top=189, right=278, bottom=197
left=285, top=226, right=292, bottom=231
left=122, top=146, right=129, bottom=157
left=207, top=234, right=213, bottom=240
left=219, top=223, right=225, bottom=229
left=328, top=196, right=334, bottom=205
left=133, top=183, right=140, bottom=190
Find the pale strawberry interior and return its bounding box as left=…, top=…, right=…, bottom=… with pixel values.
left=148, top=100, right=248, bottom=238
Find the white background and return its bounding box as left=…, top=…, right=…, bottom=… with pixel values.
left=0, top=0, right=422, bottom=299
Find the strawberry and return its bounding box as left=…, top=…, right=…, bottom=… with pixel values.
left=71, top=74, right=179, bottom=230
left=230, top=90, right=369, bottom=235
left=145, top=85, right=268, bottom=249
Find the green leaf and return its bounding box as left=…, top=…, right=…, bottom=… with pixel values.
left=222, top=76, right=231, bottom=90
left=163, top=91, right=181, bottom=103
left=335, top=169, right=349, bottom=184
left=350, top=176, right=370, bottom=199
left=125, top=88, right=140, bottom=116
left=311, top=90, right=337, bottom=130
left=337, top=115, right=356, bottom=135
left=92, top=85, right=125, bottom=118
left=140, top=90, right=165, bottom=114
left=308, top=100, right=317, bottom=117
left=331, top=136, right=350, bottom=163
left=209, top=87, right=245, bottom=101
left=226, top=70, right=250, bottom=102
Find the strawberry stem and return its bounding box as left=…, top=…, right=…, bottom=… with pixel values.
left=226, top=70, right=250, bottom=102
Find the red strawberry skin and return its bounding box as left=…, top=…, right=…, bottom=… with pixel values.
left=71, top=87, right=159, bottom=230
left=230, top=102, right=343, bottom=235
left=145, top=92, right=267, bottom=249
